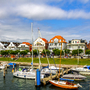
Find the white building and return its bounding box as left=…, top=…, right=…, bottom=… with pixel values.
left=67, top=39, right=87, bottom=54
left=48, top=35, right=67, bottom=53
left=18, top=44, right=29, bottom=51
left=0, top=42, right=5, bottom=51
left=33, top=37, right=48, bottom=52
left=6, top=42, right=16, bottom=50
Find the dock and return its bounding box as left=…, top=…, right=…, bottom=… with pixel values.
left=40, top=68, right=71, bottom=85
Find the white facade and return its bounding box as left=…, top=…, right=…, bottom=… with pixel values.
left=48, top=36, right=67, bottom=53
left=33, top=37, right=46, bottom=52
left=0, top=42, right=5, bottom=51
left=18, top=44, right=29, bottom=51
left=67, top=39, right=86, bottom=54
left=6, top=42, right=16, bottom=50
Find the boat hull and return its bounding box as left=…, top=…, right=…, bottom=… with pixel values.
left=49, top=80, right=78, bottom=89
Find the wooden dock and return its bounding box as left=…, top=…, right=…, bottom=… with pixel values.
left=40, top=68, right=71, bottom=85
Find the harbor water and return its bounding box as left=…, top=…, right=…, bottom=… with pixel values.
left=0, top=65, right=90, bottom=90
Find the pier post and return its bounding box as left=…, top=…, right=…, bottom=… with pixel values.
left=35, top=69, right=41, bottom=86
left=3, top=68, right=6, bottom=78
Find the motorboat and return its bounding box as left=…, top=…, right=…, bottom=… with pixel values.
left=71, top=65, right=90, bottom=75
left=61, top=74, right=86, bottom=81
left=13, top=68, right=36, bottom=79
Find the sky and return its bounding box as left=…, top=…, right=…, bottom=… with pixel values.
left=0, top=0, right=90, bottom=43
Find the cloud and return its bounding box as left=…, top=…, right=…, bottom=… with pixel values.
left=13, top=3, right=90, bottom=20
left=0, top=1, right=90, bottom=20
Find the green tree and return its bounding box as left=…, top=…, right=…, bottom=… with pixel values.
left=85, top=50, right=90, bottom=54
left=30, top=49, right=39, bottom=56
left=20, top=50, right=27, bottom=57
left=1, top=50, right=9, bottom=57
left=53, top=49, right=63, bottom=55
left=72, top=49, right=83, bottom=55
left=41, top=49, right=50, bottom=56
left=10, top=50, right=20, bottom=55
left=64, top=49, right=70, bottom=54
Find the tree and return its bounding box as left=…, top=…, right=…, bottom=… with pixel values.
left=53, top=49, right=64, bottom=55
left=64, top=49, right=70, bottom=54
left=30, top=49, right=39, bottom=57
left=85, top=50, right=90, bottom=54
left=72, top=49, right=83, bottom=55
left=20, top=50, right=27, bottom=57
left=86, top=50, right=90, bottom=58
left=1, top=50, right=9, bottom=57
left=10, top=50, right=20, bottom=55
left=41, top=49, right=50, bottom=56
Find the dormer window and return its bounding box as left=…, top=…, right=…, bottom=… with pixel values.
left=54, top=38, right=58, bottom=43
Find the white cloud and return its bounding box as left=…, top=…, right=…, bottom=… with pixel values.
left=0, top=1, right=90, bottom=20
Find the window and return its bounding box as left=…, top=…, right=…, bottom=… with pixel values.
left=55, top=43, right=57, bottom=46
left=54, top=38, right=58, bottom=43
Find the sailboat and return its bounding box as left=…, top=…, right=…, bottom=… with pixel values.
left=49, top=43, right=81, bottom=89
left=13, top=23, right=36, bottom=79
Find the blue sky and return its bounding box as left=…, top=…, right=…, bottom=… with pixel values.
left=0, top=0, right=90, bottom=43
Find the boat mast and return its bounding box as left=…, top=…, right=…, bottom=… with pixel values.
left=31, top=23, right=33, bottom=69
left=38, top=28, right=41, bottom=69
left=59, top=42, right=62, bottom=81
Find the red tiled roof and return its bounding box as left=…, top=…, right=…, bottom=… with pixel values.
left=41, top=38, right=48, bottom=43
left=22, top=42, right=32, bottom=46
left=49, top=35, right=67, bottom=43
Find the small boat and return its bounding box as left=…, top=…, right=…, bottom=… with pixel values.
left=13, top=69, right=36, bottom=79
left=61, top=74, right=86, bottom=81
left=71, top=65, right=90, bottom=75
left=49, top=80, right=81, bottom=89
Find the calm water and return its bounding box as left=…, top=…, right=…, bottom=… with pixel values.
left=0, top=66, right=90, bottom=90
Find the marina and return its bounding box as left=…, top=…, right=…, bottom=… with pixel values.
left=0, top=64, right=90, bottom=90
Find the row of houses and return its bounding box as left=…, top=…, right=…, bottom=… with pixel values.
left=0, top=35, right=90, bottom=54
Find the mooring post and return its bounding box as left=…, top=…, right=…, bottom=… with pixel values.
left=35, top=69, right=41, bottom=86
left=3, top=68, right=6, bottom=78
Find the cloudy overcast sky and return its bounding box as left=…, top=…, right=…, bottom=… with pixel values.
left=0, top=0, right=90, bottom=43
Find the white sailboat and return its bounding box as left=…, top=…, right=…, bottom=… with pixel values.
left=13, top=23, right=36, bottom=79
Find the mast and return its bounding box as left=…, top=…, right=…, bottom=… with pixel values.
left=31, top=23, right=33, bottom=69
left=38, top=28, right=41, bottom=69
left=59, top=42, right=62, bottom=81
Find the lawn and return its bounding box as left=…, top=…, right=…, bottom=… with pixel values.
left=0, top=57, right=90, bottom=65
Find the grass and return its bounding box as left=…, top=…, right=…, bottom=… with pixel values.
left=0, top=57, right=90, bottom=65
